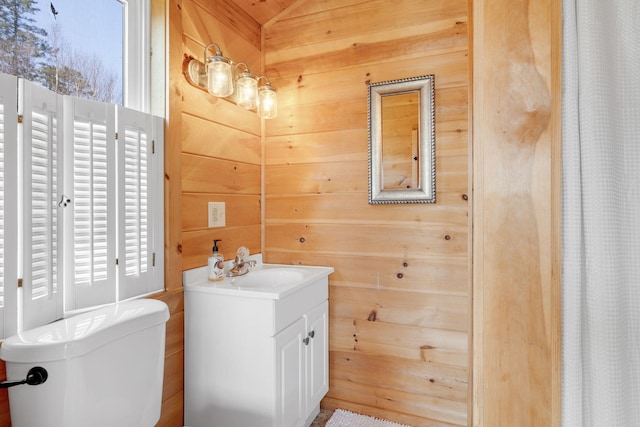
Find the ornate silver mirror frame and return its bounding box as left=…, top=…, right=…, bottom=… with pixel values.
left=368, top=75, right=435, bottom=204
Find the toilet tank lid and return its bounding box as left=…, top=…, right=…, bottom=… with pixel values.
left=0, top=299, right=170, bottom=363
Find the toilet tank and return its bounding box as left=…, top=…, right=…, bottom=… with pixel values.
left=0, top=299, right=170, bottom=427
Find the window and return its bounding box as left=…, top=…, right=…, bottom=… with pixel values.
left=0, top=0, right=159, bottom=340
left=1, top=77, right=164, bottom=338
left=0, top=0, right=150, bottom=111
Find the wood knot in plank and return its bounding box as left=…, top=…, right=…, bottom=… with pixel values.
left=367, top=310, right=377, bottom=321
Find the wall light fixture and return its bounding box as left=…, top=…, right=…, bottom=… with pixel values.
left=183, top=42, right=278, bottom=119
left=257, top=77, right=278, bottom=119
left=204, top=43, right=233, bottom=97
left=234, top=62, right=258, bottom=110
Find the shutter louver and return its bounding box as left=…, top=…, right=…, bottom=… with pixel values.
left=73, top=120, right=109, bottom=285
left=1, top=74, right=163, bottom=332
left=30, top=110, right=58, bottom=300
left=117, top=106, right=163, bottom=300
left=21, top=79, right=63, bottom=330
left=64, top=97, right=116, bottom=310
left=124, top=127, right=148, bottom=277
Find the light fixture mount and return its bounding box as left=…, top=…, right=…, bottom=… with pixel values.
left=182, top=42, right=278, bottom=118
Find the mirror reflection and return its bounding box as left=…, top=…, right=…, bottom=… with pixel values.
left=381, top=91, right=420, bottom=190
left=368, top=75, right=435, bottom=204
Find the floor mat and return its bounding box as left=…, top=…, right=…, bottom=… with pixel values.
left=325, top=409, right=413, bottom=427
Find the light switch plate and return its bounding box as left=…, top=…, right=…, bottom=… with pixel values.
left=208, top=202, right=226, bottom=228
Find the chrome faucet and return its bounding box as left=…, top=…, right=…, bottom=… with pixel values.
left=226, top=246, right=255, bottom=277
left=227, top=259, right=256, bottom=277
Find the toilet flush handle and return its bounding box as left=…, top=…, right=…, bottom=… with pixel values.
left=0, top=366, right=48, bottom=389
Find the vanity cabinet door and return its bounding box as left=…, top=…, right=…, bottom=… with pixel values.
left=305, top=300, right=329, bottom=407
left=275, top=316, right=306, bottom=427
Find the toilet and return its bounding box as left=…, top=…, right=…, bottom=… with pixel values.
left=0, top=299, right=170, bottom=427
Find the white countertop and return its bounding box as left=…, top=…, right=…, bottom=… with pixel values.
left=182, top=255, right=334, bottom=300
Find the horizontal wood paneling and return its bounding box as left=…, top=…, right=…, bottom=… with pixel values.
left=182, top=154, right=261, bottom=194
left=265, top=193, right=468, bottom=226
left=151, top=289, right=185, bottom=426
left=182, top=225, right=261, bottom=270
left=270, top=52, right=469, bottom=106
left=226, top=0, right=298, bottom=26
left=181, top=82, right=260, bottom=135
left=330, top=351, right=467, bottom=402
left=267, top=251, right=468, bottom=296
left=182, top=193, right=260, bottom=231
left=181, top=114, right=260, bottom=163
left=328, top=377, right=467, bottom=426
left=178, top=0, right=262, bottom=270
left=266, top=223, right=467, bottom=257
left=265, top=129, right=368, bottom=165
left=264, top=0, right=470, bottom=425
left=184, top=0, right=262, bottom=54
left=162, top=350, right=184, bottom=401
left=164, top=0, right=264, bottom=423
left=264, top=0, right=467, bottom=59
left=330, top=287, right=469, bottom=332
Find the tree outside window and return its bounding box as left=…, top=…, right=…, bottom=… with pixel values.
left=0, top=0, right=122, bottom=104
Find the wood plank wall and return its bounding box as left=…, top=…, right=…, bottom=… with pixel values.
left=154, top=290, right=185, bottom=427
left=177, top=0, right=263, bottom=270
left=263, top=1, right=471, bottom=425
left=162, top=0, right=264, bottom=424
left=0, top=0, right=562, bottom=426
left=0, top=0, right=264, bottom=425
left=472, top=0, right=562, bottom=425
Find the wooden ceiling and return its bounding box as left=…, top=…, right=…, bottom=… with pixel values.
left=227, top=0, right=299, bottom=25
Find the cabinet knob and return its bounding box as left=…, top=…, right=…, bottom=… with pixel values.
left=303, top=337, right=310, bottom=346
left=308, top=330, right=315, bottom=339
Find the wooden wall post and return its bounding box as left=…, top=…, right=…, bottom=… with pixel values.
left=471, top=0, right=562, bottom=425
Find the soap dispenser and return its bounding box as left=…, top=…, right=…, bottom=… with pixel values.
left=208, top=239, right=225, bottom=281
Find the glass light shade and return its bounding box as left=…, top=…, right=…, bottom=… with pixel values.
left=235, top=73, right=258, bottom=110
left=258, top=86, right=278, bottom=119
left=206, top=59, right=233, bottom=97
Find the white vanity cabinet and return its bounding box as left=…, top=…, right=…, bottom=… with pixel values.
left=183, top=261, right=332, bottom=427
left=275, top=300, right=328, bottom=427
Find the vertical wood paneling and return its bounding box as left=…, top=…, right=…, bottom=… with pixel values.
left=472, top=0, right=562, bottom=425
left=264, top=0, right=470, bottom=425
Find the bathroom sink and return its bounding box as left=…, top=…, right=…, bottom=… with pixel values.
left=182, top=255, right=334, bottom=300
left=230, top=267, right=305, bottom=288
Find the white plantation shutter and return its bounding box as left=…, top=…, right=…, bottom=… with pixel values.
left=0, top=73, right=18, bottom=339
left=63, top=97, right=117, bottom=311
left=0, top=74, right=164, bottom=334
left=21, top=80, right=64, bottom=330
left=116, top=106, right=163, bottom=300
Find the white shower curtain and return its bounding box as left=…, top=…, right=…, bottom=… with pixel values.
left=562, top=0, right=640, bottom=425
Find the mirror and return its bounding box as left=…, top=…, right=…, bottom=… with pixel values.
left=368, top=75, right=435, bottom=204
